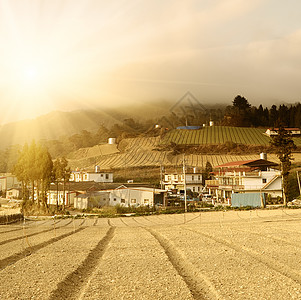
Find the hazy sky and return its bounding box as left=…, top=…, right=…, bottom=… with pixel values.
left=1, top=0, right=301, bottom=123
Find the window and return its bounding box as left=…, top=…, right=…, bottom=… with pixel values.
left=113, top=198, right=117, bottom=201
left=198, top=186, right=200, bottom=192
left=131, top=199, right=136, bottom=204
left=121, top=199, right=125, bottom=203
left=101, top=174, right=103, bottom=177
left=168, top=176, right=171, bottom=181
left=193, top=187, right=195, bottom=192
left=84, top=174, right=88, bottom=180
left=192, top=175, right=194, bottom=181
left=105, top=174, right=109, bottom=179
left=198, top=175, right=201, bottom=181
left=144, top=199, right=149, bottom=204
left=262, top=178, right=267, bottom=183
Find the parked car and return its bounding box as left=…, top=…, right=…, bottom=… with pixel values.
left=202, top=194, right=213, bottom=202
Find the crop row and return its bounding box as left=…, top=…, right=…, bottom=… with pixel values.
left=161, top=126, right=271, bottom=145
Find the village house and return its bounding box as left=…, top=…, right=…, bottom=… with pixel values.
left=70, top=166, right=113, bottom=183
left=161, top=168, right=203, bottom=194
left=208, top=155, right=282, bottom=203
left=6, top=188, right=22, bottom=200
left=72, top=185, right=166, bottom=209
left=265, top=128, right=301, bottom=137
left=106, top=186, right=166, bottom=207
left=0, top=174, right=21, bottom=194
left=73, top=192, right=110, bottom=209
left=47, top=181, right=106, bottom=206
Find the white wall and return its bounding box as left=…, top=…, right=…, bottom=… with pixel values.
left=108, top=189, right=155, bottom=207
left=70, top=172, right=113, bottom=183
left=47, top=191, right=76, bottom=206
left=242, top=171, right=281, bottom=190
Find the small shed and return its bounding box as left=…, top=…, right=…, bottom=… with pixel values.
left=231, top=193, right=265, bottom=208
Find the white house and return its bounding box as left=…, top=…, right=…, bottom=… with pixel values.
left=70, top=166, right=113, bottom=183
left=6, top=188, right=22, bottom=199
left=161, top=169, right=203, bottom=194
left=47, top=190, right=77, bottom=206
left=265, top=128, right=300, bottom=136
left=213, top=158, right=282, bottom=201
left=103, top=186, right=166, bottom=207
left=0, top=175, right=21, bottom=192
left=74, top=192, right=110, bottom=209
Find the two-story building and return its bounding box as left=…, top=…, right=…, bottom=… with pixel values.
left=161, top=168, right=203, bottom=194
left=212, top=158, right=282, bottom=202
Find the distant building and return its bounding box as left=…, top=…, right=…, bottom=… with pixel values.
left=70, top=166, right=113, bottom=183
left=265, top=128, right=300, bottom=136
left=161, top=168, right=203, bottom=194
left=6, top=188, right=22, bottom=199
left=72, top=185, right=166, bottom=209
left=0, top=174, right=21, bottom=193
left=104, top=186, right=166, bottom=207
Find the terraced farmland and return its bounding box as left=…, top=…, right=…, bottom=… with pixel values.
left=161, top=126, right=271, bottom=145
left=1, top=209, right=301, bottom=299
left=66, top=127, right=301, bottom=170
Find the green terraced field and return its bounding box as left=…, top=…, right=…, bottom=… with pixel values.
left=161, top=126, right=301, bottom=146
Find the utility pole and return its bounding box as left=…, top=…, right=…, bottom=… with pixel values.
left=160, top=164, right=164, bottom=190
left=183, top=154, right=187, bottom=213
left=297, top=171, right=301, bottom=196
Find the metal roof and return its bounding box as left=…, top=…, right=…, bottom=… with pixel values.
left=216, top=159, right=278, bottom=169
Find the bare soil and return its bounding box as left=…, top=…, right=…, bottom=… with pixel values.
left=1, top=209, right=301, bottom=299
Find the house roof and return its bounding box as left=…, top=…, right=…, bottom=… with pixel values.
left=49, top=181, right=155, bottom=192
left=267, top=128, right=300, bottom=131
left=215, top=159, right=278, bottom=169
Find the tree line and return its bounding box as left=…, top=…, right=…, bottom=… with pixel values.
left=13, top=141, right=70, bottom=211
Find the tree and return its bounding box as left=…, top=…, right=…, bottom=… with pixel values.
left=14, top=141, right=53, bottom=207
left=53, top=157, right=71, bottom=209
left=228, top=95, right=251, bottom=127
left=232, top=95, right=251, bottom=111
left=270, top=125, right=296, bottom=206
left=202, top=161, right=213, bottom=185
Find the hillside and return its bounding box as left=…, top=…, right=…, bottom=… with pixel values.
left=0, top=102, right=171, bottom=150
left=161, top=126, right=301, bottom=146
left=66, top=126, right=301, bottom=171
left=67, top=133, right=301, bottom=171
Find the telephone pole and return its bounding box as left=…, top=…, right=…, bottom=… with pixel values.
left=183, top=154, right=187, bottom=213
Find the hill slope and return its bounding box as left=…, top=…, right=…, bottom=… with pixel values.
left=161, top=126, right=301, bottom=146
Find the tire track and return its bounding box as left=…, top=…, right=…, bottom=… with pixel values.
left=0, top=227, right=24, bottom=235
left=49, top=227, right=115, bottom=300
left=0, top=227, right=85, bottom=271
left=234, top=228, right=301, bottom=249
left=184, top=228, right=301, bottom=286
left=0, top=219, right=73, bottom=246
left=147, top=228, right=221, bottom=300
left=119, top=217, right=129, bottom=227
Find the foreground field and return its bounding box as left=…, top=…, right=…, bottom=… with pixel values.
left=1, top=209, right=301, bottom=299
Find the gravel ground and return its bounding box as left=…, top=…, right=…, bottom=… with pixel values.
left=0, top=209, right=301, bottom=299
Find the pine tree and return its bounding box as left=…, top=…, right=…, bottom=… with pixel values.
left=270, top=125, right=296, bottom=206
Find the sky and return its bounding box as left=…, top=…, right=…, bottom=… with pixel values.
left=0, top=0, right=301, bottom=124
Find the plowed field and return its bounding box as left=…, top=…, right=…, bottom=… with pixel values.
left=1, top=209, right=301, bottom=299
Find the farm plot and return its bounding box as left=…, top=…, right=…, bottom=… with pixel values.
left=1, top=209, right=301, bottom=299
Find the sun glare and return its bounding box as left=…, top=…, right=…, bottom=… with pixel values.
left=23, top=67, right=39, bottom=82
